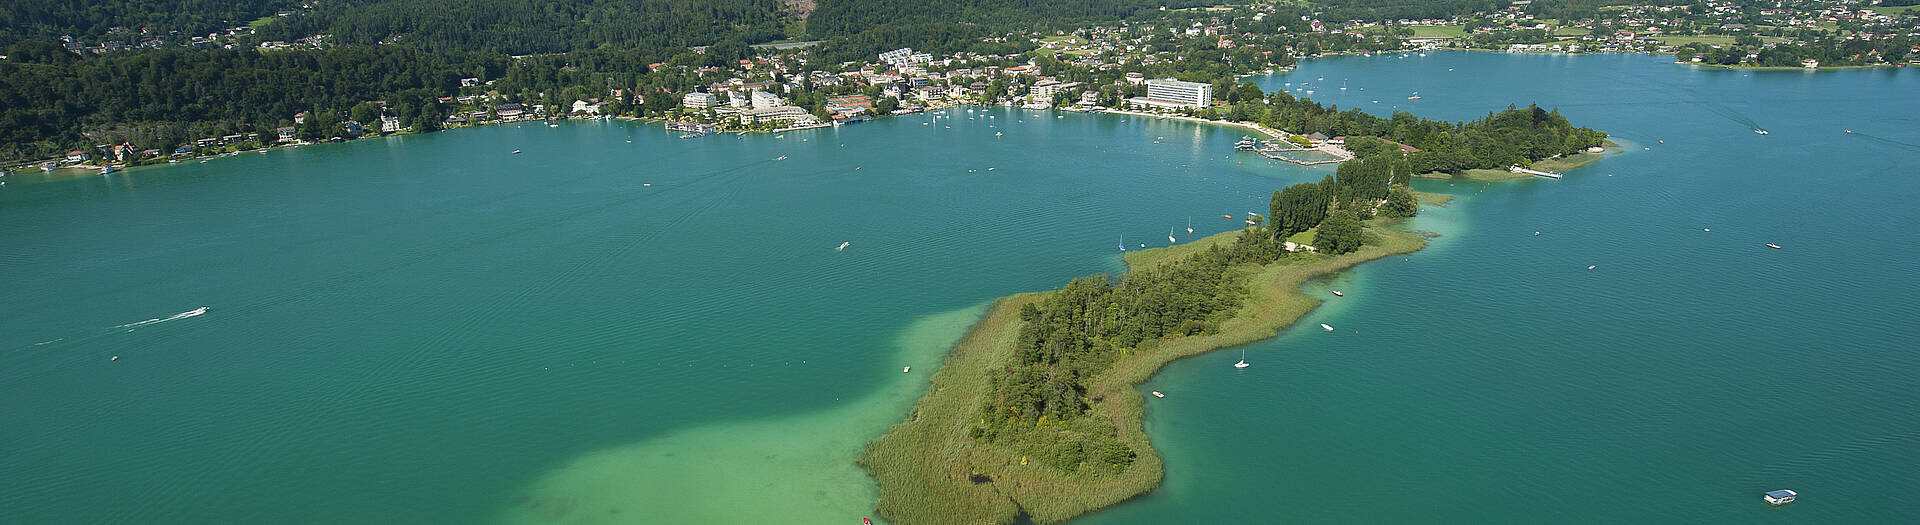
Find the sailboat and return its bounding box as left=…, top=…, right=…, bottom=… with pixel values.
left=1118, top=235, right=1126, bottom=252
left=1234, top=348, right=1250, bottom=368
left=1407, top=91, right=1421, bottom=100
left=1168, top=227, right=1176, bottom=244
left=1186, top=217, right=1193, bottom=234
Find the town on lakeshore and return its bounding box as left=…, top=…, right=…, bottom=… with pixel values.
left=3, top=1, right=1911, bottom=524
left=2, top=0, right=1913, bottom=174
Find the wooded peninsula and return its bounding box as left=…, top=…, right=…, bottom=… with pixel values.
left=859, top=102, right=1608, bottom=523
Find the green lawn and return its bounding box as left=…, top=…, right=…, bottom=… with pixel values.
left=1285, top=229, right=1317, bottom=247
left=1552, top=26, right=1592, bottom=36
left=1869, top=6, right=1919, bottom=16
left=1409, top=25, right=1468, bottom=38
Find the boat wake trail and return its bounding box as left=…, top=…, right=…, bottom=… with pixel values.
left=114, top=306, right=210, bottom=330
left=1846, top=130, right=1920, bottom=151
left=1701, top=102, right=1763, bottom=132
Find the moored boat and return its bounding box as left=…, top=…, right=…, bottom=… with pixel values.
left=1763, top=489, right=1796, bottom=505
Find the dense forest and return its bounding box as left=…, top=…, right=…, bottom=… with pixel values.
left=0, top=41, right=517, bottom=160
left=265, top=0, right=790, bottom=55
left=1205, top=87, right=1609, bottom=175
left=1674, top=34, right=1920, bottom=67
left=807, top=0, right=1219, bottom=37
left=973, top=233, right=1278, bottom=474
left=0, top=0, right=294, bottom=46
left=970, top=101, right=1606, bottom=473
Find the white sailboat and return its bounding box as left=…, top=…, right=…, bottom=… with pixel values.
left=1118, top=235, right=1126, bottom=252
left=1168, top=227, right=1176, bottom=244
left=1186, top=217, right=1193, bottom=234
left=1234, top=348, right=1249, bottom=368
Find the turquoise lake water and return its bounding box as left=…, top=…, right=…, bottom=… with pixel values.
left=3, top=51, right=1917, bottom=523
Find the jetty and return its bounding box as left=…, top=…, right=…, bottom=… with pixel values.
left=665, top=121, right=717, bottom=133
left=1508, top=166, right=1563, bottom=179
left=1252, top=141, right=1353, bottom=166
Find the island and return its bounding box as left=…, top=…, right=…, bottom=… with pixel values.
left=859, top=96, right=1608, bottom=523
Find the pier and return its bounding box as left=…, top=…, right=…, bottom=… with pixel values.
left=1508, top=166, right=1563, bottom=179
left=1252, top=144, right=1353, bottom=166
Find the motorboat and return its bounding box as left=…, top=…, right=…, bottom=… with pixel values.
left=1763, top=489, right=1796, bottom=506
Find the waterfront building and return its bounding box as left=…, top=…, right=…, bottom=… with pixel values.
left=1142, top=78, right=1213, bottom=108
left=750, top=90, right=783, bottom=109
left=683, top=92, right=718, bottom=109
left=739, top=105, right=811, bottom=125
left=1030, top=80, right=1081, bottom=102
left=381, top=115, right=402, bottom=133
left=276, top=126, right=296, bottom=142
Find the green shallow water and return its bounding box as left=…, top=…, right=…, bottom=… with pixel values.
left=3, top=52, right=1917, bottom=524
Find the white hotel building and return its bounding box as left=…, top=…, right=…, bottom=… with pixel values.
left=1128, top=78, right=1213, bottom=110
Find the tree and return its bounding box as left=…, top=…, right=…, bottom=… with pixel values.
left=350, top=102, right=382, bottom=127
left=1316, top=210, right=1364, bottom=254
left=1380, top=185, right=1419, bottom=218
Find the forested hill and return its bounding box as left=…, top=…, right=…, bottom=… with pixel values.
left=805, top=0, right=1221, bottom=36
left=0, top=0, right=294, bottom=47
left=266, top=0, right=791, bottom=55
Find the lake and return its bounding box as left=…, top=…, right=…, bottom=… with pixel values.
left=2, top=51, right=1916, bottom=523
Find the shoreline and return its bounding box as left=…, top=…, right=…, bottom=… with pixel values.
left=1416, top=139, right=1620, bottom=181
left=1099, top=109, right=1284, bottom=139
left=861, top=221, right=1427, bottom=524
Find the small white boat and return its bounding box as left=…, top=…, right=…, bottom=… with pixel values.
left=1331, top=290, right=1343, bottom=297
left=1588, top=265, right=1597, bottom=270
left=1152, top=391, right=1165, bottom=398
left=1119, top=235, right=1126, bottom=252
left=994, top=132, right=1002, bottom=136
left=1407, top=92, right=1421, bottom=100
left=1766, top=243, right=1782, bottom=249
left=1234, top=348, right=1249, bottom=368
left=837, top=241, right=850, bottom=251
left=1763, top=489, right=1796, bottom=505
left=902, top=366, right=911, bottom=373
left=776, top=155, right=787, bottom=160
left=1187, top=217, right=1193, bottom=234
left=1320, top=323, right=1334, bottom=331
left=511, top=150, right=521, bottom=154
left=1754, top=129, right=1768, bottom=135
left=1168, top=227, right=1176, bottom=244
